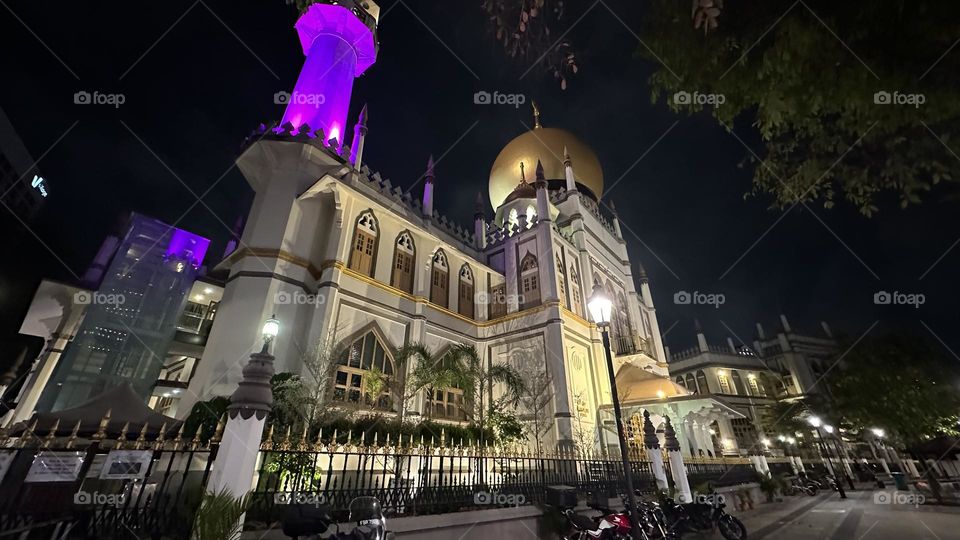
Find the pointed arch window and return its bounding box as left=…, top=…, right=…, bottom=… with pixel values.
left=696, top=370, right=709, bottom=394
left=349, top=210, right=378, bottom=277
left=390, top=231, right=416, bottom=293
left=676, top=376, right=686, bottom=389
left=430, top=249, right=449, bottom=308
left=718, top=371, right=732, bottom=394
left=556, top=255, right=568, bottom=309
left=685, top=373, right=698, bottom=394
left=519, top=252, right=540, bottom=309
left=748, top=374, right=761, bottom=396
left=569, top=265, right=583, bottom=316
left=333, top=331, right=395, bottom=409
left=731, top=370, right=746, bottom=395
left=458, top=264, right=475, bottom=318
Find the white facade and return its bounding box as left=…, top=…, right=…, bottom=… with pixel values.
left=178, top=117, right=681, bottom=451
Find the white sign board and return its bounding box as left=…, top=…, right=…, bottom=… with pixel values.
left=25, top=451, right=84, bottom=483
left=100, top=450, right=153, bottom=480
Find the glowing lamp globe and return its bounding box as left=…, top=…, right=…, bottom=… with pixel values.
left=823, top=424, right=835, bottom=434
left=871, top=428, right=885, bottom=438
left=807, top=415, right=822, bottom=428
left=262, top=317, right=280, bottom=343
left=587, top=283, right=613, bottom=326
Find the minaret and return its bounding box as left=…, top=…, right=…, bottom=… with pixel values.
left=563, top=145, right=577, bottom=193
left=280, top=2, right=379, bottom=146
left=534, top=159, right=550, bottom=220
left=609, top=200, right=623, bottom=240
left=349, top=103, right=369, bottom=170
left=695, top=319, right=709, bottom=352
left=474, top=192, right=487, bottom=250
left=422, top=155, right=435, bottom=222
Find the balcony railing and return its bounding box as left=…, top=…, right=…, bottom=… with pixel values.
left=612, top=335, right=656, bottom=359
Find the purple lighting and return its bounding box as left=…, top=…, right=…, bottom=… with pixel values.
left=165, top=228, right=211, bottom=269
left=280, top=3, right=378, bottom=142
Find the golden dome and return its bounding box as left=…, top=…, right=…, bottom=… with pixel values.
left=489, top=125, right=604, bottom=209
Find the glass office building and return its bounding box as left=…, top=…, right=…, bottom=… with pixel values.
left=36, top=213, right=210, bottom=411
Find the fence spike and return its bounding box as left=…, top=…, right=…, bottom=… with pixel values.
left=209, top=414, right=225, bottom=446
left=420, top=434, right=425, bottom=447
left=261, top=423, right=275, bottom=450
left=440, top=428, right=446, bottom=446
left=385, top=432, right=391, bottom=447
left=173, top=423, right=185, bottom=449
left=42, top=418, right=60, bottom=448
left=281, top=425, right=292, bottom=451
left=66, top=419, right=82, bottom=449
left=346, top=429, right=352, bottom=447
left=190, top=422, right=204, bottom=450
left=135, top=422, right=149, bottom=449
left=332, top=429, right=339, bottom=448
left=17, top=418, right=38, bottom=448
left=155, top=422, right=168, bottom=450
left=299, top=424, right=309, bottom=450
left=372, top=431, right=378, bottom=447
left=94, top=408, right=112, bottom=441
left=116, top=422, right=130, bottom=449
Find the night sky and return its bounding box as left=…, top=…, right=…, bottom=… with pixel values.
left=1, top=0, right=958, bottom=370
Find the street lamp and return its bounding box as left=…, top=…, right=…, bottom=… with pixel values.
left=261, top=315, right=280, bottom=353
left=807, top=416, right=846, bottom=498
left=588, top=284, right=642, bottom=540
left=870, top=428, right=885, bottom=439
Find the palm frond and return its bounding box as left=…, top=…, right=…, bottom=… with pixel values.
left=191, top=488, right=249, bottom=540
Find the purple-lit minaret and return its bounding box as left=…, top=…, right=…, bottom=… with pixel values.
left=281, top=1, right=379, bottom=146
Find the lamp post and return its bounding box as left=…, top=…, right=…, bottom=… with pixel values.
left=807, top=416, right=846, bottom=498
left=824, top=424, right=855, bottom=489
left=588, top=284, right=642, bottom=540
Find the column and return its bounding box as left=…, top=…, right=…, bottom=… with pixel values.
left=207, top=345, right=275, bottom=501
left=643, top=410, right=669, bottom=491
left=664, top=417, right=692, bottom=502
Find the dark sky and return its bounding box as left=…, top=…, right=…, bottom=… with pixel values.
left=1, top=0, right=958, bottom=367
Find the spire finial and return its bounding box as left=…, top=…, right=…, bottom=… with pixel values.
left=532, top=101, right=542, bottom=129
left=425, top=155, right=435, bottom=182
left=475, top=192, right=485, bottom=217
left=358, top=103, right=368, bottom=127
left=535, top=159, right=547, bottom=189
left=563, top=145, right=572, bottom=165
left=519, top=161, right=526, bottom=184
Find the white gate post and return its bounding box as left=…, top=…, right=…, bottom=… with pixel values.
left=643, top=410, right=670, bottom=492
left=664, top=416, right=692, bottom=502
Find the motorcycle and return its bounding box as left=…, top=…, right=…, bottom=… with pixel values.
left=282, top=496, right=394, bottom=540
left=561, top=506, right=632, bottom=539
left=656, top=490, right=747, bottom=540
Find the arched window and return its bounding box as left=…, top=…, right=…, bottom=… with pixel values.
left=616, top=291, right=633, bottom=353
left=748, top=374, right=761, bottom=395
left=458, top=264, right=475, bottom=318
left=390, top=231, right=415, bottom=293
left=525, top=205, right=536, bottom=226
left=429, top=354, right=466, bottom=421
left=696, top=370, right=709, bottom=394
left=758, top=373, right=772, bottom=397
left=519, top=253, right=540, bottom=309
left=718, top=371, right=732, bottom=394
left=348, top=210, right=378, bottom=277
left=430, top=249, right=449, bottom=308
left=333, top=331, right=395, bottom=409
left=685, top=373, right=697, bottom=394
left=731, top=370, right=746, bottom=395
left=676, top=376, right=686, bottom=389
left=556, top=255, right=568, bottom=309
left=569, top=265, right=583, bottom=316
left=488, top=283, right=507, bottom=319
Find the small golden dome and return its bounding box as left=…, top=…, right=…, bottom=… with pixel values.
left=488, top=118, right=604, bottom=209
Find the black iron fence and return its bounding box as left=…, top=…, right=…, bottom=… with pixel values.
left=246, top=445, right=665, bottom=524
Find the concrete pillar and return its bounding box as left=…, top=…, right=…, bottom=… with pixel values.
left=906, top=459, right=920, bottom=478
left=795, top=455, right=805, bottom=473
left=664, top=417, right=692, bottom=502
left=716, top=417, right=739, bottom=455
left=207, top=345, right=275, bottom=504
left=643, top=410, right=669, bottom=491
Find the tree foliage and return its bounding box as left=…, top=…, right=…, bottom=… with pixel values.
left=826, top=333, right=960, bottom=446
left=639, top=0, right=960, bottom=215
left=482, top=0, right=578, bottom=88
left=446, top=343, right=527, bottom=445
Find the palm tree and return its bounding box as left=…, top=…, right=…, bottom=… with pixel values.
left=382, top=342, right=458, bottom=425
left=446, top=343, right=526, bottom=446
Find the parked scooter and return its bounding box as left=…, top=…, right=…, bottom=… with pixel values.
left=655, top=490, right=747, bottom=540
left=282, top=496, right=393, bottom=540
